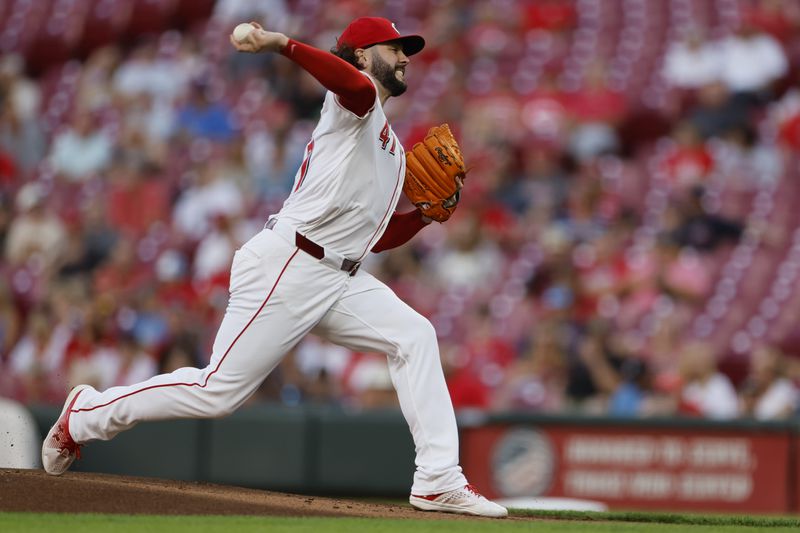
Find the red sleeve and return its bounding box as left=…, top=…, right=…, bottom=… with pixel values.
left=371, top=209, right=429, bottom=253
left=280, top=38, right=376, bottom=116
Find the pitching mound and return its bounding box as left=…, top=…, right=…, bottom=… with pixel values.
left=0, top=469, right=478, bottom=520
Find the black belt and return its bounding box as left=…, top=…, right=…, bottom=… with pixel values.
left=266, top=219, right=361, bottom=276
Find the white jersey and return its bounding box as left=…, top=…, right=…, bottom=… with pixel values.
left=273, top=73, right=405, bottom=261
left=56, top=43, right=475, bottom=502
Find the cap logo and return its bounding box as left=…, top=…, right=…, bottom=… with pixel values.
left=391, top=22, right=399, bottom=34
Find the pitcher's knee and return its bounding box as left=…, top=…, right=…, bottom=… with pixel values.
left=395, top=314, right=438, bottom=356
left=194, top=382, right=249, bottom=418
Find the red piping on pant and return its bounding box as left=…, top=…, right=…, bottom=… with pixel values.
left=72, top=249, right=300, bottom=414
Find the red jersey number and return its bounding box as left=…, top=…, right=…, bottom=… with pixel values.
left=379, top=120, right=396, bottom=155
left=379, top=121, right=391, bottom=150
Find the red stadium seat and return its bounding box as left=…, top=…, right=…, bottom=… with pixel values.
left=170, top=0, right=215, bottom=30
left=124, top=0, right=178, bottom=39
left=76, top=0, right=131, bottom=56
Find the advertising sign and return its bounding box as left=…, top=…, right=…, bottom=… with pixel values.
left=462, top=424, right=794, bottom=513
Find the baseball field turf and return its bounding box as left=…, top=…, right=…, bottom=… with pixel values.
left=3, top=470, right=800, bottom=532
left=3, top=511, right=800, bottom=532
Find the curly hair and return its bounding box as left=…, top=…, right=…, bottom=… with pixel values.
left=330, top=44, right=365, bottom=70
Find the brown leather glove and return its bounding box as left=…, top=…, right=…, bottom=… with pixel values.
left=403, top=124, right=466, bottom=222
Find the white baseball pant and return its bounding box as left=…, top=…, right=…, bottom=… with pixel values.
left=67, top=227, right=467, bottom=495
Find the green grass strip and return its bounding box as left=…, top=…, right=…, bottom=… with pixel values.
left=511, top=509, right=800, bottom=528
left=2, top=512, right=800, bottom=532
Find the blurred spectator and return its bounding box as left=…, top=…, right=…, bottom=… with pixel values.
left=213, top=0, right=292, bottom=31
left=175, top=81, right=236, bottom=142
left=0, top=282, right=21, bottom=357
left=212, top=0, right=294, bottom=79
left=77, top=46, right=121, bottom=112
left=48, top=111, right=113, bottom=181
left=92, top=332, right=157, bottom=390
left=113, top=40, right=190, bottom=104
left=656, top=237, right=712, bottom=304
left=564, top=320, right=662, bottom=416
left=520, top=73, right=570, bottom=146
left=739, top=345, right=799, bottom=419
left=774, top=88, right=800, bottom=151
left=5, top=183, right=67, bottom=268
left=127, top=287, right=172, bottom=352
left=120, top=92, right=176, bottom=149
left=0, top=56, right=45, bottom=173
left=286, top=337, right=350, bottom=404
left=559, top=167, right=608, bottom=243
left=339, top=352, right=398, bottom=409
left=451, top=306, right=516, bottom=405
left=430, top=211, right=502, bottom=289
left=561, top=64, right=626, bottom=163
left=193, top=214, right=258, bottom=282
left=663, top=122, right=714, bottom=189
left=106, top=161, right=170, bottom=238
left=60, top=202, right=118, bottom=278
left=159, top=334, right=202, bottom=374
left=92, top=237, right=150, bottom=299
left=244, top=122, right=306, bottom=202
left=566, top=63, right=628, bottom=161
left=0, top=55, right=41, bottom=123
left=528, top=243, right=578, bottom=319
left=173, top=160, right=245, bottom=241
left=717, top=124, right=783, bottom=186
left=152, top=249, right=196, bottom=312
left=718, top=19, right=788, bottom=101
left=493, top=321, right=566, bottom=412
left=669, top=187, right=744, bottom=252
left=501, top=146, right=568, bottom=217
left=7, top=305, right=70, bottom=403
left=442, top=339, right=491, bottom=410
left=567, top=122, right=619, bottom=164
left=662, top=30, right=721, bottom=90
left=677, top=341, right=739, bottom=419
left=216, top=139, right=254, bottom=197
left=463, top=80, right=524, bottom=147
left=567, top=63, right=628, bottom=125
left=688, top=81, right=750, bottom=139
left=62, top=303, right=105, bottom=385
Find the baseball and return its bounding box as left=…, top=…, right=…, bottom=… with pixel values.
left=233, top=23, right=255, bottom=42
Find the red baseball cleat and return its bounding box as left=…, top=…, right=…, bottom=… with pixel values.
left=41, top=385, right=91, bottom=476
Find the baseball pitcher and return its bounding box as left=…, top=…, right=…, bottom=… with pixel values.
left=42, top=16, right=506, bottom=518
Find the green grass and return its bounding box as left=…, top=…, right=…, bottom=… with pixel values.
left=2, top=512, right=800, bottom=533
left=517, top=510, right=800, bottom=528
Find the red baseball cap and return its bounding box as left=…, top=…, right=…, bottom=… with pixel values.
left=337, top=17, right=425, bottom=56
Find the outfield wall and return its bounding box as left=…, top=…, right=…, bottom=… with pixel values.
left=24, top=405, right=800, bottom=513
left=460, top=415, right=798, bottom=514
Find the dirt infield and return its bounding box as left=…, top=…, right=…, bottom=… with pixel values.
left=0, top=468, right=490, bottom=520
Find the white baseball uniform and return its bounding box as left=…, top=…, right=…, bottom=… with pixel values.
left=67, top=73, right=467, bottom=495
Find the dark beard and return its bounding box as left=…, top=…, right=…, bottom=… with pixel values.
left=371, top=53, right=407, bottom=97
